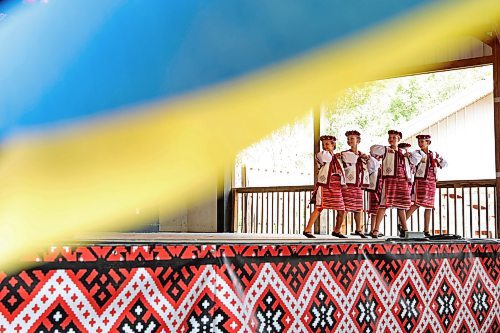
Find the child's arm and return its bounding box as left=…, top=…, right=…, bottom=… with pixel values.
left=316, top=151, right=332, bottom=165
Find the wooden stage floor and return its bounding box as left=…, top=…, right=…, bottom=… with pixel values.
left=77, top=232, right=499, bottom=244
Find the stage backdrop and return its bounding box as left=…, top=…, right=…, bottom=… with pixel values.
left=0, top=241, right=498, bottom=332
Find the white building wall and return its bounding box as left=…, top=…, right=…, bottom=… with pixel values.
left=404, top=93, right=495, bottom=181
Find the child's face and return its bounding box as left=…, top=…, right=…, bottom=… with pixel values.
left=418, top=139, right=429, bottom=150
left=347, top=135, right=360, bottom=148
left=388, top=134, right=400, bottom=146
left=322, top=140, right=335, bottom=152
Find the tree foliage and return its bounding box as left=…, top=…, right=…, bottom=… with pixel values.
left=322, top=66, right=492, bottom=151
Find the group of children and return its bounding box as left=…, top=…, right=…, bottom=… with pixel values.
left=303, top=130, right=447, bottom=239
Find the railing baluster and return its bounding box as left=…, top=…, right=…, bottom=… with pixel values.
left=406, top=209, right=419, bottom=230
left=493, top=186, right=497, bottom=238
left=432, top=188, right=436, bottom=235
left=293, top=191, right=297, bottom=234
left=469, top=187, right=473, bottom=238
left=274, top=191, right=277, bottom=234
left=299, top=190, right=303, bottom=233
left=326, top=207, right=330, bottom=234
left=275, top=191, right=279, bottom=234
left=453, top=187, right=457, bottom=237
left=260, top=192, right=267, bottom=234
left=259, top=193, right=263, bottom=234
left=253, top=193, right=257, bottom=234
left=244, top=193, right=251, bottom=232
left=242, top=193, right=247, bottom=233
left=247, top=193, right=252, bottom=233
left=410, top=209, right=414, bottom=232
left=304, top=191, right=310, bottom=231
left=382, top=213, right=386, bottom=236
left=270, top=192, right=273, bottom=234
left=416, top=206, right=420, bottom=232
left=265, top=192, right=268, bottom=234
left=350, top=212, right=353, bottom=234
left=287, top=191, right=290, bottom=234
left=363, top=191, right=368, bottom=232
left=446, top=188, right=450, bottom=235
left=303, top=191, right=307, bottom=232
left=270, top=191, right=273, bottom=234
left=382, top=212, right=386, bottom=237
left=477, top=187, right=481, bottom=238
left=485, top=187, right=490, bottom=238
left=268, top=192, right=272, bottom=234
left=281, top=192, right=284, bottom=234
left=277, top=191, right=281, bottom=234
left=461, top=188, right=465, bottom=238
left=389, top=210, right=393, bottom=237
left=438, top=187, right=443, bottom=234
left=255, top=193, right=263, bottom=233
left=282, top=191, right=285, bottom=234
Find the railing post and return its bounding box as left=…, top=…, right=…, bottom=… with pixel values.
left=313, top=107, right=322, bottom=234
left=218, top=167, right=233, bottom=233
left=232, top=189, right=239, bottom=232
left=493, top=37, right=500, bottom=238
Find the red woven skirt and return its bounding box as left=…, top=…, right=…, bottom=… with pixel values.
left=367, top=191, right=380, bottom=215
left=341, top=186, right=363, bottom=212
left=314, top=175, right=345, bottom=210
left=413, top=169, right=437, bottom=209
left=379, top=162, right=411, bottom=209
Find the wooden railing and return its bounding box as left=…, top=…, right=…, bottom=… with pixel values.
left=232, top=179, right=497, bottom=238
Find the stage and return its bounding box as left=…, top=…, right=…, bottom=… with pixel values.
left=0, top=235, right=498, bottom=332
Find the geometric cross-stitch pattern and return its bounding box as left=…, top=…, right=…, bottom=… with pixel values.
left=0, top=242, right=498, bottom=332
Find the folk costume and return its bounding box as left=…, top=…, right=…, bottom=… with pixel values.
left=412, top=135, right=447, bottom=209
left=398, top=142, right=415, bottom=194
left=311, top=136, right=345, bottom=211
left=370, top=132, right=422, bottom=210
left=303, top=135, right=345, bottom=239
left=366, top=157, right=382, bottom=216
left=340, top=130, right=370, bottom=212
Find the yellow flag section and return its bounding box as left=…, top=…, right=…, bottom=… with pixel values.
left=1, top=0, right=499, bottom=271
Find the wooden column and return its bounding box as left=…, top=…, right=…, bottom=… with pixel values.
left=493, top=37, right=500, bottom=238
left=313, top=108, right=321, bottom=234
left=217, top=166, right=233, bottom=232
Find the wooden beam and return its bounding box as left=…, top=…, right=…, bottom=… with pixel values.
left=471, top=29, right=496, bottom=48
left=386, top=55, right=493, bottom=80
left=478, top=35, right=495, bottom=48
left=492, top=39, right=500, bottom=238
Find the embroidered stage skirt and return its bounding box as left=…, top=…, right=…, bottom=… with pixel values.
left=314, top=175, right=345, bottom=211
left=379, top=163, right=411, bottom=209
left=341, top=186, right=363, bottom=212
left=412, top=170, right=437, bottom=209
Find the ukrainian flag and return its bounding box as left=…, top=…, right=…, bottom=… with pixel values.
left=0, top=0, right=499, bottom=270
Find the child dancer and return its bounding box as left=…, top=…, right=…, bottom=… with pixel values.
left=303, top=135, right=345, bottom=238
left=369, top=130, right=421, bottom=238
left=406, top=134, right=447, bottom=236
left=334, top=130, right=371, bottom=238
